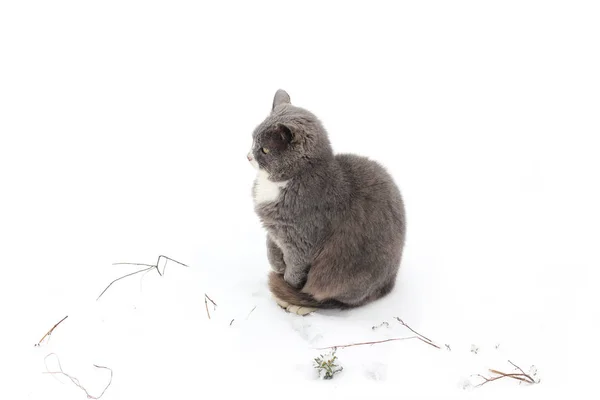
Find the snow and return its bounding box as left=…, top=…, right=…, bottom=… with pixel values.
left=1, top=1, right=599, bottom=399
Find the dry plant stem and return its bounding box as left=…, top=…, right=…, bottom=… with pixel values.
left=43, top=353, right=113, bottom=399
left=112, top=255, right=190, bottom=274
left=316, top=318, right=442, bottom=351
left=315, top=335, right=437, bottom=350
left=97, top=255, right=188, bottom=301
left=112, top=262, right=157, bottom=270
left=36, top=316, right=68, bottom=346
left=97, top=266, right=155, bottom=300
left=475, top=360, right=537, bottom=387
left=507, top=360, right=535, bottom=381
left=139, top=266, right=157, bottom=291
left=475, top=373, right=530, bottom=387
left=156, top=255, right=189, bottom=268
left=205, top=294, right=217, bottom=309
left=205, top=297, right=211, bottom=320
left=394, top=317, right=439, bottom=347
left=488, top=370, right=531, bottom=383
left=246, top=306, right=257, bottom=319
left=204, top=294, right=217, bottom=320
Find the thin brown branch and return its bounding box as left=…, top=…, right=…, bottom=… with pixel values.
left=315, top=335, right=438, bottom=350
left=204, top=297, right=211, bottom=320
left=112, top=262, right=156, bottom=268
left=394, top=317, right=437, bottom=346
left=508, top=360, right=535, bottom=382
left=97, top=266, right=156, bottom=301
left=157, top=255, right=189, bottom=268
left=246, top=305, right=257, bottom=320
left=36, top=316, right=68, bottom=346
left=113, top=262, right=162, bottom=277
left=204, top=293, right=216, bottom=320
left=139, top=266, right=157, bottom=292
left=315, top=317, right=441, bottom=351
left=98, top=255, right=189, bottom=300
left=488, top=370, right=532, bottom=383
left=43, top=353, right=113, bottom=399
left=204, top=294, right=217, bottom=309
left=475, top=373, right=529, bottom=387
left=474, top=360, right=538, bottom=387
left=474, top=374, right=507, bottom=387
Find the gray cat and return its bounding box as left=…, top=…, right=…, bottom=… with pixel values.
left=248, top=89, right=406, bottom=315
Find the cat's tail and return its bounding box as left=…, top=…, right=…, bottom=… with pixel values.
left=268, top=271, right=348, bottom=310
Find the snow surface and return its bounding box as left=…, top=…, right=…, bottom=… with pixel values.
left=1, top=1, right=599, bottom=399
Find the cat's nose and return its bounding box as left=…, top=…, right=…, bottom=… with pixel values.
left=247, top=153, right=253, bottom=161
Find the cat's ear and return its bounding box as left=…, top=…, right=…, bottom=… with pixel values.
left=276, top=123, right=294, bottom=144
left=272, top=89, right=291, bottom=111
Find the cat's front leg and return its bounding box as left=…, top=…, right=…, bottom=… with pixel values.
left=266, top=236, right=286, bottom=274
left=283, top=267, right=308, bottom=289
left=282, top=253, right=310, bottom=289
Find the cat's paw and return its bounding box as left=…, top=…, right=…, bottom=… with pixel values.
left=286, top=304, right=316, bottom=316
left=273, top=295, right=290, bottom=309
left=269, top=261, right=285, bottom=274
left=273, top=296, right=316, bottom=316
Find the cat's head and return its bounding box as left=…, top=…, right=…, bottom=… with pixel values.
left=247, top=89, right=333, bottom=181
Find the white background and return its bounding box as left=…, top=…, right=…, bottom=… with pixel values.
left=1, top=1, right=599, bottom=399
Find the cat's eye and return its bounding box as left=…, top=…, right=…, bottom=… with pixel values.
left=261, top=147, right=270, bottom=154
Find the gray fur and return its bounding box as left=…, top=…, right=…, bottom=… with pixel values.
left=250, top=89, right=406, bottom=309
left=272, top=89, right=291, bottom=110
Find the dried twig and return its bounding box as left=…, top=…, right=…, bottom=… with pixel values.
left=205, top=297, right=211, bottom=320
left=315, top=336, right=434, bottom=350
left=475, top=372, right=530, bottom=387
left=112, top=254, right=189, bottom=276
left=97, top=266, right=155, bottom=301
left=35, top=316, right=68, bottom=347
left=111, top=262, right=157, bottom=269
left=474, top=360, right=538, bottom=387
left=205, top=294, right=217, bottom=309
left=508, top=360, right=533, bottom=379
left=204, top=294, right=217, bottom=320
left=43, top=353, right=113, bottom=399
left=97, top=255, right=188, bottom=300
left=393, top=317, right=441, bottom=349
left=488, top=370, right=531, bottom=383
left=394, top=317, right=439, bottom=348
left=317, top=317, right=441, bottom=350
left=246, top=306, right=257, bottom=320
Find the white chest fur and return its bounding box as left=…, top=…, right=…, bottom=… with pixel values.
left=254, top=170, right=287, bottom=205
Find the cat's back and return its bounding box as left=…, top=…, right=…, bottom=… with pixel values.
left=333, top=152, right=405, bottom=238
left=334, top=153, right=403, bottom=205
